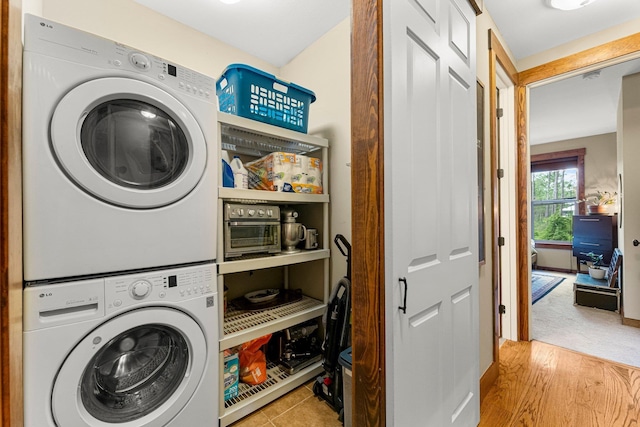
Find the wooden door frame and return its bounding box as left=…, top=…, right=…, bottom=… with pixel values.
left=351, top=0, right=385, bottom=425
left=482, top=30, right=518, bottom=398
left=1, top=0, right=23, bottom=425
left=515, top=33, right=640, bottom=340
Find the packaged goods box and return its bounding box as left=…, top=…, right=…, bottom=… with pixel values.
left=245, top=152, right=323, bottom=194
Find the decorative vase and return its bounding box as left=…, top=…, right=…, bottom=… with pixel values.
left=589, top=266, right=606, bottom=280
left=587, top=204, right=607, bottom=215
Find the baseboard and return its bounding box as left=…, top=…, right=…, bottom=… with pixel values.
left=480, top=360, right=499, bottom=403
left=622, top=317, right=640, bottom=328
left=535, top=266, right=574, bottom=274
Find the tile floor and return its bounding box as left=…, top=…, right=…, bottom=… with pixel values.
left=229, top=381, right=342, bottom=427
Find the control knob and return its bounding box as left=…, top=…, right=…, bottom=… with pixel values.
left=130, top=280, right=152, bottom=299
left=130, top=53, right=151, bottom=70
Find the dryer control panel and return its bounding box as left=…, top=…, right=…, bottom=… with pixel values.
left=23, top=14, right=214, bottom=102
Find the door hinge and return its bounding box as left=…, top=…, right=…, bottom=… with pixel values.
left=498, top=236, right=505, bottom=246
left=497, top=168, right=504, bottom=179
left=499, top=304, right=506, bottom=314
left=497, top=108, right=504, bottom=118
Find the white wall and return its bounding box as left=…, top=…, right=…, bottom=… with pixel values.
left=41, top=0, right=277, bottom=78
left=619, top=72, right=640, bottom=321
left=281, top=19, right=352, bottom=288
left=518, top=17, right=640, bottom=70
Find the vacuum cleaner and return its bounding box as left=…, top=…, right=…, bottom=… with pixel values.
left=313, top=234, right=352, bottom=420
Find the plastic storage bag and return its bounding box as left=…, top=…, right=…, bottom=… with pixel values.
left=239, top=334, right=272, bottom=385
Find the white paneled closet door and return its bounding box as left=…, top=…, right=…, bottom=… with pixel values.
left=384, top=0, right=479, bottom=425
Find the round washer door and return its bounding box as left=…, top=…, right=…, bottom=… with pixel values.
left=52, top=307, right=208, bottom=427
left=51, top=77, right=208, bottom=209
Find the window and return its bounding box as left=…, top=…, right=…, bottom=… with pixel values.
left=531, top=149, right=585, bottom=244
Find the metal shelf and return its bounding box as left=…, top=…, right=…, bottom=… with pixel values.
left=219, top=249, right=329, bottom=275
left=218, top=187, right=329, bottom=204
left=220, top=361, right=323, bottom=427
left=220, top=295, right=325, bottom=350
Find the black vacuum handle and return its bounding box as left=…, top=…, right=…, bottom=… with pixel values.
left=334, top=234, right=352, bottom=280
left=334, top=234, right=351, bottom=258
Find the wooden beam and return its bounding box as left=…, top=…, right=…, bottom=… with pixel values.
left=519, top=32, right=640, bottom=86
left=515, top=84, right=529, bottom=341
left=1, top=0, right=23, bottom=425
left=351, top=0, right=385, bottom=426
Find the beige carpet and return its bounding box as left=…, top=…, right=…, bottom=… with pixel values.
left=531, top=273, right=640, bottom=368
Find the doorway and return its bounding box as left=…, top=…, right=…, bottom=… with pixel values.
left=516, top=34, right=640, bottom=342
left=527, top=58, right=640, bottom=367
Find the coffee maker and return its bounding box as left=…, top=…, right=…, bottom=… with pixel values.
left=280, top=207, right=306, bottom=254
left=267, top=320, right=322, bottom=374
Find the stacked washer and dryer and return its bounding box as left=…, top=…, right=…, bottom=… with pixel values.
left=22, top=14, right=219, bottom=426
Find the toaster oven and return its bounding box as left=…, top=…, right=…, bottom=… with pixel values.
left=224, top=203, right=281, bottom=258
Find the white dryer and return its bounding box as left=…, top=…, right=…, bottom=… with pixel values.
left=23, top=263, right=218, bottom=426
left=22, top=14, right=217, bottom=282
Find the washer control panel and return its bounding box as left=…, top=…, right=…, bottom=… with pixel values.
left=104, top=263, right=215, bottom=312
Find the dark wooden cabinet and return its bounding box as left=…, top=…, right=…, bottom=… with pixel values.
left=573, top=214, right=618, bottom=265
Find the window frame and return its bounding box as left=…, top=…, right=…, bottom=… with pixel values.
left=531, top=148, right=585, bottom=247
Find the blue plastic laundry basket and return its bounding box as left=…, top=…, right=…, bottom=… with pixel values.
left=216, top=64, right=316, bottom=133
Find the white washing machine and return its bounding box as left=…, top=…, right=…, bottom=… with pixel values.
left=22, top=14, right=218, bottom=283
left=23, top=263, right=218, bottom=426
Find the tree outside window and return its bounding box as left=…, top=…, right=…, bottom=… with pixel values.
left=532, top=168, right=577, bottom=241
left=530, top=149, right=585, bottom=244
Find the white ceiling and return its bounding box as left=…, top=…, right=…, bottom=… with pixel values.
left=484, top=0, right=640, bottom=145
left=136, top=0, right=640, bottom=146
left=134, top=0, right=349, bottom=68
left=529, top=58, right=640, bottom=144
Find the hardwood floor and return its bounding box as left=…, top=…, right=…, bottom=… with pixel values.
left=480, top=340, right=640, bottom=426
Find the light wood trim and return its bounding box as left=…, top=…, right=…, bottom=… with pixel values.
left=536, top=266, right=575, bottom=274
left=489, top=30, right=518, bottom=82
left=468, top=0, right=483, bottom=16
left=488, top=28, right=518, bottom=382
left=1, top=0, right=23, bottom=425
left=516, top=34, right=640, bottom=343
left=479, top=360, right=499, bottom=404
left=534, top=242, right=572, bottom=250
left=622, top=317, right=640, bottom=328
left=530, top=148, right=585, bottom=162
left=516, top=84, right=529, bottom=341
left=519, top=32, right=640, bottom=86
left=351, top=0, right=385, bottom=426
left=488, top=46, right=500, bottom=380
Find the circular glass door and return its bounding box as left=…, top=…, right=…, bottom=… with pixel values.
left=52, top=308, right=207, bottom=426
left=81, top=100, right=189, bottom=191
left=51, top=77, right=208, bottom=209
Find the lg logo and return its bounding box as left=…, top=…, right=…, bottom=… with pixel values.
left=39, top=292, right=52, bottom=298
left=39, top=22, right=53, bottom=29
